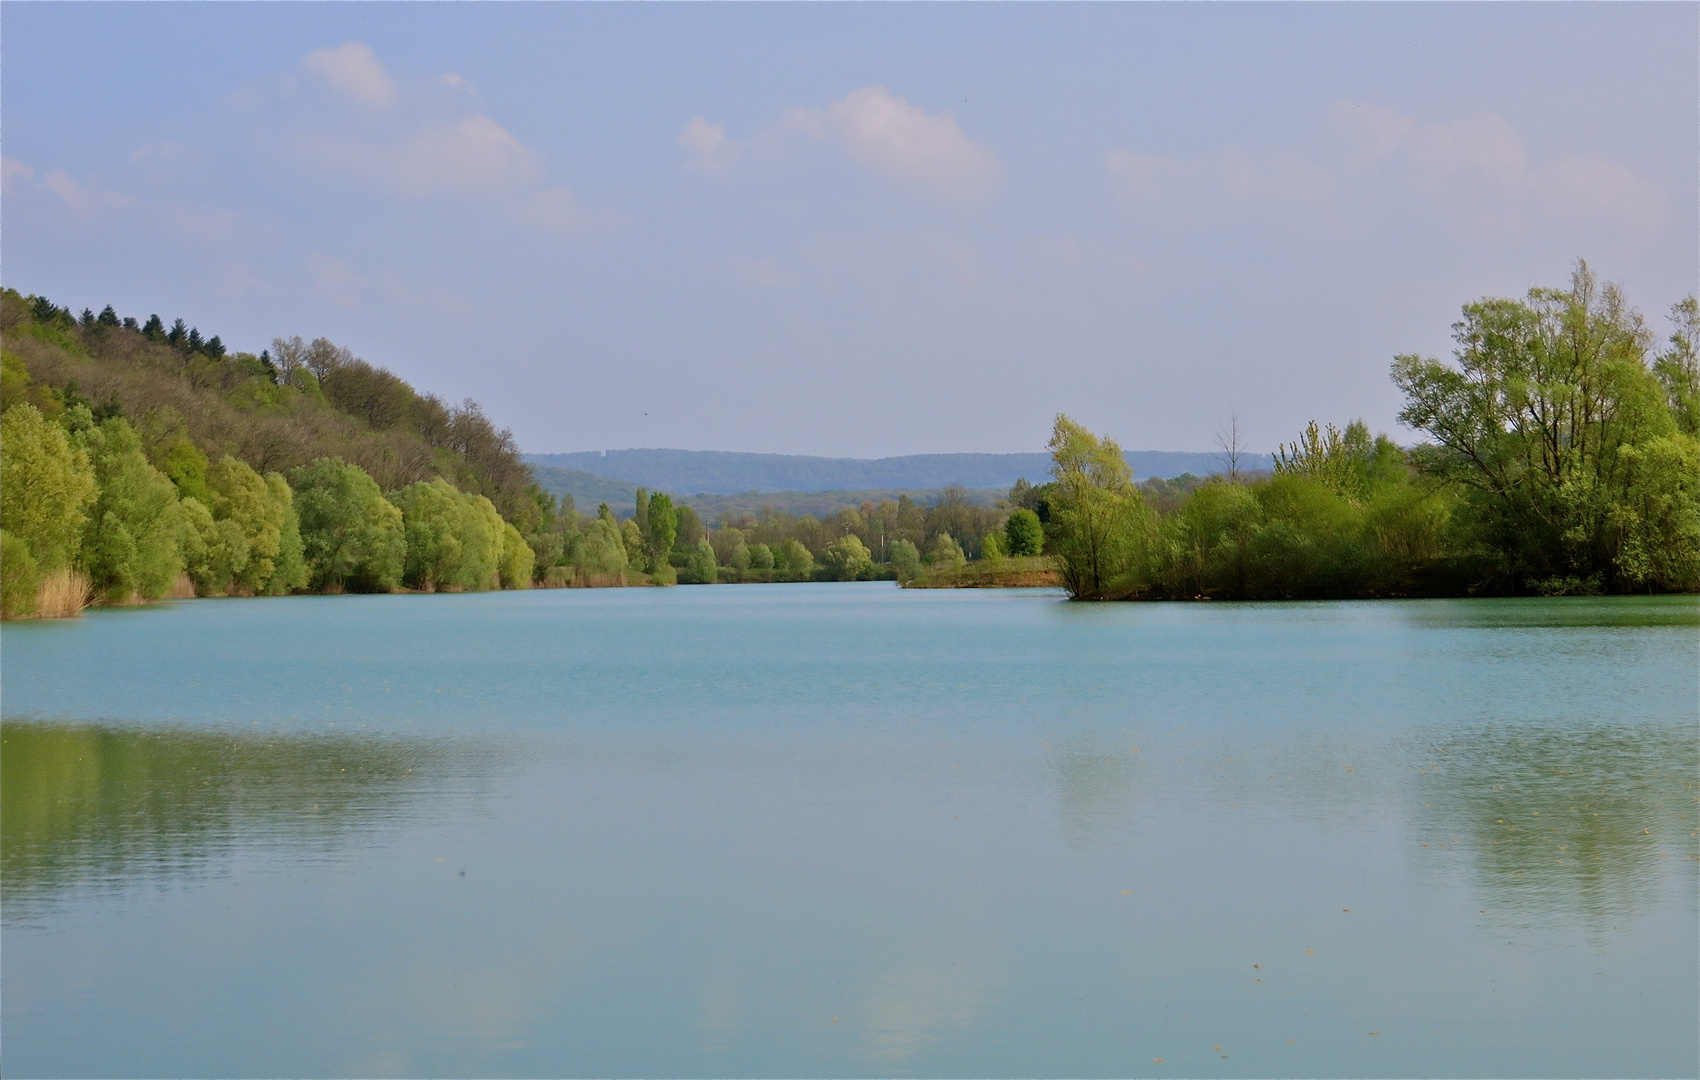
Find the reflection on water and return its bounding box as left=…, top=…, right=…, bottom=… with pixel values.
left=1, top=589, right=1694, bottom=1078
left=1409, top=595, right=1700, bottom=630
left=1, top=721, right=499, bottom=918
left=1416, top=722, right=1699, bottom=922
left=1051, top=740, right=1144, bottom=838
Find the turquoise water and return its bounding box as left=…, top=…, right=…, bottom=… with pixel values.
left=2, top=585, right=1696, bottom=1078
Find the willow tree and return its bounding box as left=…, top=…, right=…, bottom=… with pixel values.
left=1393, top=262, right=1699, bottom=593
left=290, top=457, right=405, bottom=592
left=1046, top=414, right=1156, bottom=599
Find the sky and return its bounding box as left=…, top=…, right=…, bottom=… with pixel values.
left=3, top=3, right=1695, bottom=457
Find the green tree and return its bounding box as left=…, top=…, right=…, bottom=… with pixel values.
left=290, top=458, right=406, bottom=592
left=0, top=403, right=97, bottom=573
left=498, top=520, right=534, bottom=589
left=678, top=538, right=718, bottom=584
left=1653, top=297, right=1699, bottom=438
left=746, top=542, right=775, bottom=571
left=621, top=517, right=645, bottom=563
left=1392, top=261, right=1696, bottom=592
left=394, top=479, right=466, bottom=591
left=644, top=492, right=677, bottom=571
left=577, top=515, right=629, bottom=584
left=178, top=495, right=249, bottom=596
left=1045, top=414, right=1156, bottom=599
left=454, top=492, right=504, bottom=590
left=151, top=433, right=212, bottom=505
left=889, top=538, right=921, bottom=583
left=208, top=456, right=305, bottom=595
left=1003, top=508, right=1043, bottom=557
left=675, top=504, right=705, bottom=549
left=926, top=532, right=966, bottom=571
left=821, top=534, right=873, bottom=580
left=2, top=530, right=42, bottom=618
left=76, top=415, right=185, bottom=603
left=777, top=539, right=813, bottom=578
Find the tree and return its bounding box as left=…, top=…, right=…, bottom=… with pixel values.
left=1392, top=261, right=1696, bottom=592
left=1003, top=508, right=1043, bottom=556
left=1214, top=411, right=1247, bottom=482
left=498, top=520, right=534, bottom=589
left=179, top=496, right=249, bottom=596
left=0, top=403, right=97, bottom=572
left=577, top=515, right=629, bottom=585
left=746, top=542, right=775, bottom=571
left=1653, top=297, right=1699, bottom=438
left=1046, top=413, right=1156, bottom=599
left=678, top=538, right=718, bottom=584
left=645, top=491, right=677, bottom=571
left=76, top=415, right=184, bottom=603
left=1, top=530, right=41, bottom=618
left=291, top=458, right=405, bottom=592
left=889, top=538, right=921, bottom=583
left=675, top=504, right=705, bottom=548
left=821, top=534, right=872, bottom=580
left=208, top=456, right=305, bottom=595
left=777, top=539, right=813, bottom=577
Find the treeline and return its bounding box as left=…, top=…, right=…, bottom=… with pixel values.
left=0, top=287, right=1046, bottom=615
left=1033, top=263, right=1699, bottom=600
left=0, top=289, right=557, bottom=616
left=544, top=484, right=1041, bottom=587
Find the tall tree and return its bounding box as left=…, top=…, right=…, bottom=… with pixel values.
left=1393, top=261, right=1697, bottom=591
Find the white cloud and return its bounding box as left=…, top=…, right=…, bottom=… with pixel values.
left=1328, top=102, right=1414, bottom=171
left=1105, top=145, right=1333, bottom=220
left=438, top=73, right=477, bottom=96
left=311, top=256, right=368, bottom=308
left=680, top=118, right=732, bottom=172
left=825, top=86, right=999, bottom=203
left=303, top=42, right=395, bottom=107
left=680, top=86, right=999, bottom=203
left=2, top=156, right=34, bottom=191
left=298, top=116, right=543, bottom=198
left=515, top=186, right=588, bottom=234
left=41, top=170, right=137, bottom=217
left=1330, top=101, right=1666, bottom=234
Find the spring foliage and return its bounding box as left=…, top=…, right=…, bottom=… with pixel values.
left=1042, top=264, right=1698, bottom=600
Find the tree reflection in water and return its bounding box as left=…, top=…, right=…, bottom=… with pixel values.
left=1, top=720, right=498, bottom=918
left=1416, top=722, right=1699, bottom=922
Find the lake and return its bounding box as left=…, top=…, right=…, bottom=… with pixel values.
left=2, top=584, right=1696, bottom=1078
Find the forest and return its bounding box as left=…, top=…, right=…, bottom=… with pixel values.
left=1035, top=264, right=1698, bottom=600
left=2, top=262, right=1694, bottom=618
left=0, top=287, right=1027, bottom=617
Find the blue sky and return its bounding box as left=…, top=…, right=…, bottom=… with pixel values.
left=4, top=3, right=1694, bottom=456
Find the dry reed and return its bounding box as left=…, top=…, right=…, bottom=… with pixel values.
left=35, top=568, right=92, bottom=618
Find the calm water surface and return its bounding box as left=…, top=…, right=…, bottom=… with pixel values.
left=2, top=585, right=1696, bottom=1078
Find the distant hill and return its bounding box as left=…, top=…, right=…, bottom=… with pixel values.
left=524, top=448, right=1242, bottom=496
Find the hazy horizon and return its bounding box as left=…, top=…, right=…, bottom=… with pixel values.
left=4, top=3, right=1694, bottom=458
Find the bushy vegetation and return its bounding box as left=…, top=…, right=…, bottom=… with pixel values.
left=0, top=289, right=554, bottom=615
left=1038, top=264, right=1699, bottom=600
left=6, top=263, right=1689, bottom=614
